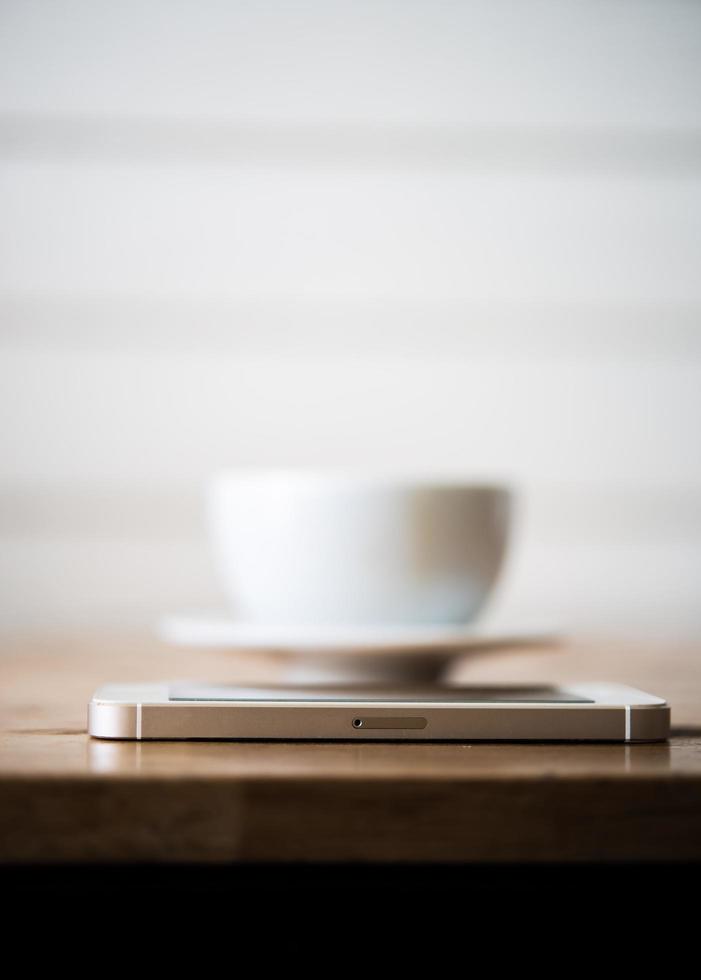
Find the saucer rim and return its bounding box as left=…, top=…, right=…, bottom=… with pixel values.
left=158, top=613, right=561, bottom=656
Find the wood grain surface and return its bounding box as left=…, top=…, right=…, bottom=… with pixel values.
left=2, top=632, right=701, bottom=864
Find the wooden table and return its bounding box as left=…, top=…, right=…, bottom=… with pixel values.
left=2, top=632, right=701, bottom=867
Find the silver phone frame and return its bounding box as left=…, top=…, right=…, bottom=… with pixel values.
left=88, top=682, right=670, bottom=742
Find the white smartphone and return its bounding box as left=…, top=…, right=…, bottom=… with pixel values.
left=89, top=681, right=670, bottom=742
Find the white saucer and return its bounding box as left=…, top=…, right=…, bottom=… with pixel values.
left=158, top=614, right=560, bottom=656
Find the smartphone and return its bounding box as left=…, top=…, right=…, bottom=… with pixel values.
left=89, top=681, right=669, bottom=742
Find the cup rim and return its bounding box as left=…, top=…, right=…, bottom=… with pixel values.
left=209, top=468, right=512, bottom=495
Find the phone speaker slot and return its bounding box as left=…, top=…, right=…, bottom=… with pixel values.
left=353, top=716, right=427, bottom=730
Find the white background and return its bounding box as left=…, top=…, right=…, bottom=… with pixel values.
left=1, top=0, right=700, bottom=635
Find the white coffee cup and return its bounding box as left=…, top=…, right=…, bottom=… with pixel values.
left=206, top=471, right=511, bottom=628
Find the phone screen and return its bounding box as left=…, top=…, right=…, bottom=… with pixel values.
left=169, top=683, right=593, bottom=703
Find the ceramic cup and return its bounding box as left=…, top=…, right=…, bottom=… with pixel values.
left=206, top=471, right=511, bottom=629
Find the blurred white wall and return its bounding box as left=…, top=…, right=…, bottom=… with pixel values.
left=1, top=0, right=700, bottom=635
